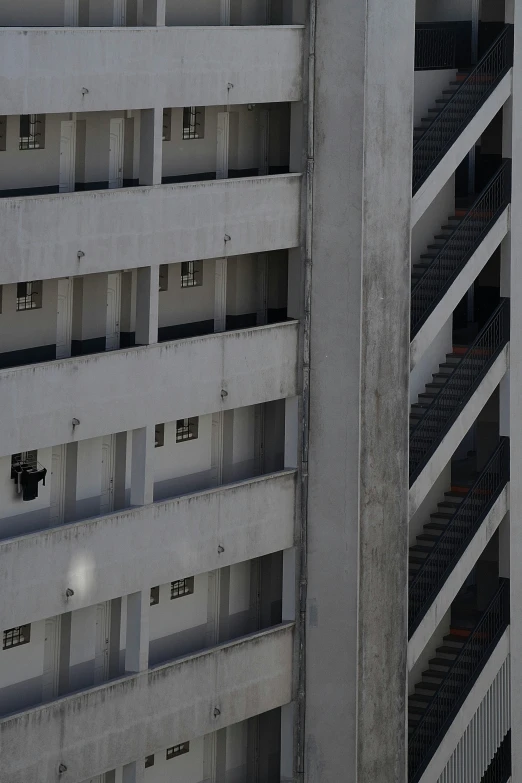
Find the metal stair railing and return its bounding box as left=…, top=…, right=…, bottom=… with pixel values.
left=479, top=731, right=511, bottom=783
left=411, top=160, right=511, bottom=337
left=409, top=579, right=510, bottom=783
left=415, top=22, right=472, bottom=70
left=413, top=24, right=513, bottom=193
left=409, top=437, right=509, bottom=637
left=410, top=298, right=510, bottom=485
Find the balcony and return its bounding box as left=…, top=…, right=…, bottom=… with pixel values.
left=0, top=174, right=301, bottom=285
left=409, top=299, right=509, bottom=487
left=409, top=438, right=509, bottom=643
left=0, top=622, right=294, bottom=783
left=412, top=25, right=513, bottom=224
left=409, top=579, right=509, bottom=783
left=0, top=320, right=298, bottom=456
left=0, top=470, right=296, bottom=629
left=0, top=26, right=304, bottom=116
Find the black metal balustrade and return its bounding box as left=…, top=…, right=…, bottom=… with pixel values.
left=411, top=160, right=511, bottom=337
left=480, top=732, right=511, bottom=783
left=413, top=25, right=513, bottom=193
left=415, top=22, right=472, bottom=70
left=409, top=579, right=510, bottom=783
left=410, top=298, right=510, bottom=485
left=409, top=437, right=509, bottom=637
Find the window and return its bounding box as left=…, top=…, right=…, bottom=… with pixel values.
left=16, top=281, right=42, bottom=311
left=166, top=742, right=190, bottom=760
left=150, top=586, right=160, bottom=606
left=3, top=625, right=31, bottom=650
left=159, top=264, right=169, bottom=292
left=162, top=109, right=172, bottom=142
left=180, top=260, right=203, bottom=288
left=182, top=107, right=205, bottom=140
left=19, top=114, right=45, bottom=150
left=176, top=417, right=199, bottom=443
left=155, top=424, right=165, bottom=448
left=170, top=578, right=194, bottom=600
left=145, top=755, right=155, bottom=768
left=0, top=116, right=6, bottom=152
left=12, top=451, right=37, bottom=471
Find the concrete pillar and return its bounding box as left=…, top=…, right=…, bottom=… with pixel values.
left=256, top=254, right=268, bottom=325
left=280, top=702, right=294, bottom=783
left=130, top=425, right=155, bottom=507
left=142, top=0, right=165, bottom=25
left=214, top=258, right=227, bottom=333
left=204, top=730, right=227, bottom=782
left=206, top=567, right=230, bottom=646
left=289, top=102, right=304, bottom=174
left=284, top=396, right=299, bottom=469
left=64, top=0, right=79, bottom=25
left=211, top=412, right=225, bottom=486
left=139, top=108, right=163, bottom=186
left=216, top=112, right=230, bottom=180
left=306, top=0, right=413, bottom=779
left=125, top=591, right=149, bottom=674
left=63, top=442, right=78, bottom=523
left=122, top=761, right=144, bottom=783
left=282, top=547, right=296, bottom=623
left=220, top=0, right=230, bottom=25
left=135, top=265, right=159, bottom=346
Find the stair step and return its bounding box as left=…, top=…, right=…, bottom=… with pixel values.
left=436, top=645, right=464, bottom=656
left=424, top=521, right=450, bottom=532
left=410, top=545, right=433, bottom=554
left=408, top=705, right=426, bottom=716
left=416, top=533, right=441, bottom=543
left=430, top=511, right=455, bottom=520
left=409, top=556, right=428, bottom=565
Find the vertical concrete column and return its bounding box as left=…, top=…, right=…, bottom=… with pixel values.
left=63, top=441, right=78, bottom=523
left=142, top=0, right=165, bottom=25
left=125, top=591, right=149, bottom=673
left=135, top=265, right=159, bottom=346
left=256, top=254, right=268, bottom=325
left=216, top=112, right=230, bottom=180
left=130, top=425, right=155, bottom=507
left=122, top=761, right=145, bottom=783
left=139, top=108, right=163, bottom=186
left=211, top=412, right=225, bottom=486
left=214, top=258, right=228, bottom=333
left=284, top=396, right=299, bottom=469
left=289, top=102, right=304, bottom=174
left=220, top=0, right=230, bottom=24
left=64, top=0, right=79, bottom=25
left=307, top=0, right=413, bottom=779
left=282, top=547, right=296, bottom=623
left=280, top=702, right=295, bottom=782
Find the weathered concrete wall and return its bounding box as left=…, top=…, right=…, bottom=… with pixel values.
left=306, top=0, right=413, bottom=780
left=0, top=470, right=296, bottom=628
left=0, top=320, right=299, bottom=455
left=0, top=26, right=303, bottom=115
left=0, top=623, right=294, bottom=783
left=0, top=174, right=301, bottom=284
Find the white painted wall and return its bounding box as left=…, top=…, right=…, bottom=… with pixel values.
left=76, top=437, right=103, bottom=519
left=409, top=459, right=451, bottom=545
left=410, top=312, right=453, bottom=403
left=153, top=415, right=212, bottom=500
left=414, top=71, right=458, bottom=132
left=0, top=114, right=67, bottom=192
left=0, top=448, right=52, bottom=539
left=75, top=273, right=109, bottom=342
left=144, top=736, right=205, bottom=783
left=227, top=255, right=257, bottom=316
left=81, top=112, right=126, bottom=184
left=223, top=405, right=257, bottom=482
left=158, top=261, right=215, bottom=329
left=411, top=175, right=455, bottom=266
left=0, top=619, right=45, bottom=715
left=69, top=605, right=96, bottom=691
left=0, top=280, right=57, bottom=353
left=149, top=576, right=208, bottom=664
left=226, top=720, right=248, bottom=781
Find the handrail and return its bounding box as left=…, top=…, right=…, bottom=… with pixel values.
left=415, top=22, right=472, bottom=70
left=411, top=160, right=511, bottom=337
left=410, top=298, right=510, bottom=485
left=413, top=24, right=513, bottom=193
left=409, top=437, right=509, bottom=637
left=409, top=579, right=510, bottom=783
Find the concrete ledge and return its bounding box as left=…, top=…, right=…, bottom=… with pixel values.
left=408, top=485, right=509, bottom=669
left=0, top=25, right=304, bottom=114
left=0, top=623, right=294, bottom=783
left=411, top=207, right=509, bottom=370
left=410, top=345, right=509, bottom=515
left=412, top=70, right=512, bottom=227
left=418, top=627, right=509, bottom=783
left=0, top=470, right=297, bottom=628
left=0, top=174, right=302, bottom=285
left=0, top=320, right=299, bottom=455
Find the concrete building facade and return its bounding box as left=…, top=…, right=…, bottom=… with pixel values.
left=0, top=1, right=516, bottom=782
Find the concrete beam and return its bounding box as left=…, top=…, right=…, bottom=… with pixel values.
left=0, top=26, right=304, bottom=115
left=0, top=321, right=299, bottom=455
left=0, top=174, right=301, bottom=285
left=0, top=624, right=294, bottom=783
left=0, top=471, right=296, bottom=628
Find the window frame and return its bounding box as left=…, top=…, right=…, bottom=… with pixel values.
left=16, top=281, right=43, bottom=312
left=166, top=742, right=190, bottom=760
left=182, top=107, right=205, bottom=140
left=150, top=586, right=160, bottom=606
left=19, top=114, right=45, bottom=151
left=3, top=624, right=31, bottom=650
left=180, top=260, right=203, bottom=288
left=170, top=577, right=194, bottom=600
left=176, top=417, right=199, bottom=443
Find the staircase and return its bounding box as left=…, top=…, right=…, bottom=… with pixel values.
left=411, top=161, right=511, bottom=337
left=409, top=299, right=509, bottom=484
left=408, top=580, right=509, bottom=783
left=413, top=25, right=513, bottom=193
left=408, top=437, right=508, bottom=637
